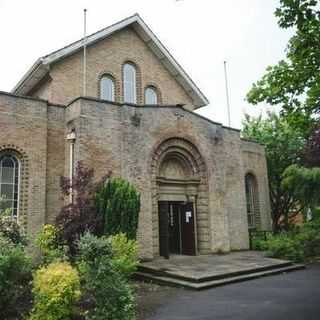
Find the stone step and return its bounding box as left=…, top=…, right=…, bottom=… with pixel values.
left=138, top=261, right=293, bottom=283
left=135, top=264, right=306, bottom=290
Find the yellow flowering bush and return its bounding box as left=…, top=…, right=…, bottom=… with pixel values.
left=35, top=224, right=67, bottom=264
left=29, top=261, right=81, bottom=320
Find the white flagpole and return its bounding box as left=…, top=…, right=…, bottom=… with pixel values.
left=224, top=61, right=231, bottom=127
left=83, top=9, right=87, bottom=96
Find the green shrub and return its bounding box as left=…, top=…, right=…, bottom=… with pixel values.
left=298, top=219, right=320, bottom=258
left=29, top=261, right=81, bottom=320
left=77, top=233, right=136, bottom=320
left=76, top=231, right=112, bottom=265
left=258, top=218, right=320, bottom=262
left=0, top=212, right=27, bottom=245
left=262, top=233, right=304, bottom=262
left=0, top=235, right=32, bottom=319
left=96, top=178, right=140, bottom=239
left=109, top=233, right=139, bottom=278
left=35, top=224, right=67, bottom=265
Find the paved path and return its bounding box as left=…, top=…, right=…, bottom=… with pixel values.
left=146, top=263, right=320, bottom=320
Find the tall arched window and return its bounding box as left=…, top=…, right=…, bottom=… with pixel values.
left=0, top=154, right=19, bottom=217
left=245, top=173, right=260, bottom=230
left=100, top=75, right=115, bottom=101
left=145, top=86, right=158, bottom=105
left=123, top=63, right=137, bottom=103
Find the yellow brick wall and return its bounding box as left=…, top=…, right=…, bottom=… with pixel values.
left=32, top=27, right=194, bottom=109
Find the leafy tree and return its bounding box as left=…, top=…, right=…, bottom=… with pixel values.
left=282, top=164, right=320, bottom=214
left=55, top=161, right=110, bottom=254
left=303, top=125, right=320, bottom=167
left=247, top=0, right=320, bottom=132
left=242, top=112, right=305, bottom=230
left=95, top=178, right=140, bottom=240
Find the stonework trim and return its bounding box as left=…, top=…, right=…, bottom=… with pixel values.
left=150, top=137, right=210, bottom=257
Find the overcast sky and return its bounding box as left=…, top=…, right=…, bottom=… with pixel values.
left=0, top=0, right=292, bottom=129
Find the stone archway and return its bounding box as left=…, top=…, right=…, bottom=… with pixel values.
left=150, top=137, right=210, bottom=257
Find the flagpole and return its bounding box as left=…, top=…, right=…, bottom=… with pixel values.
left=224, top=60, right=231, bottom=127
left=83, top=9, right=87, bottom=96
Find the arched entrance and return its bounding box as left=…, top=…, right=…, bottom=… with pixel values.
left=150, top=138, right=209, bottom=259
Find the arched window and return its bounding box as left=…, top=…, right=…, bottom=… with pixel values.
left=100, top=75, right=115, bottom=101
left=145, top=86, right=158, bottom=105
left=0, top=154, right=19, bottom=217
left=245, top=173, right=260, bottom=229
left=123, top=63, right=137, bottom=103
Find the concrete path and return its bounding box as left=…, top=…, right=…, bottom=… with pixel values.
left=145, top=263, right=320, bottom=320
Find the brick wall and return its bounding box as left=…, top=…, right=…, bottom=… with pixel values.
left=0, top=93, right=48, bottom=238
left=32, top=27, right=194, bottom=110
left=66, top=98, right=268, bottom=259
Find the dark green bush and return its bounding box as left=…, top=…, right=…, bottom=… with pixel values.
left=0, top=235, right=32, bottom=319
left=257, top=217, right=320, bottom=262
left=96, top=178, right=140, bottom=240
left=77, top=232, right=136, bottom=320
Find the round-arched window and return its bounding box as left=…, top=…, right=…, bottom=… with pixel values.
left=100, top=75, right=115, bottom=101
left=145, top=86, right=158, bottom=105
left=0, top=154, right=19, bottom=217
left=245, top=173, right=260, bottom=229
left=123, top=63, right=137, bottom=103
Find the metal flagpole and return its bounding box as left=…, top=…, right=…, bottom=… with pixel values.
left=223, top=60, right=231, bottom=127
left=83, top=9, right=87, bottom=96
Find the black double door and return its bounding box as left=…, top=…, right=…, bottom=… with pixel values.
left=158, top=201, right=196, bottom=258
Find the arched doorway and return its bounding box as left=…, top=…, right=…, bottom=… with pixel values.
left=150, top=138, right=209, bottom=259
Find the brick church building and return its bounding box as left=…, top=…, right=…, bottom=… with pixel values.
left=0, top=14, right=271, bottom=260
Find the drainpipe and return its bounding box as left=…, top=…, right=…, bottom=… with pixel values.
left=66, top=130, right=76, bottom=203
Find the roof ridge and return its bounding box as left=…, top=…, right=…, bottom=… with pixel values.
left=41, top=13, right=139, bottom=60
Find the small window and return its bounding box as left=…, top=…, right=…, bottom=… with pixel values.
left=145, top=86, right=158, bottom=105
left=123, top=63, right=137, bottom=103
left=0, top=154, right=19, bottom=217
left=100, top=75, right=115, bottom=101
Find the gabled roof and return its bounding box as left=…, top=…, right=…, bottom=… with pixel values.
left=12, top=14, right=209, bottom=108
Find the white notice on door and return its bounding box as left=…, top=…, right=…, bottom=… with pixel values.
left=186, top=211, right=192, bottom=223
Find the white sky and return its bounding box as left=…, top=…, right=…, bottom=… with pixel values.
left=0, top=0, right=292, bottom=129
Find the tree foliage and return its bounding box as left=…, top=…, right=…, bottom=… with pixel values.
left=247, top=0, right=320, bottom=131
left=242, top=112, right=305, bottom=230
left=55, top=161, right=110, bottom=253
left=303, top=125, right=320, bottom=167
left=96, top=178, right=140, bottom=240
left=282, top=164, right=320, bottom=212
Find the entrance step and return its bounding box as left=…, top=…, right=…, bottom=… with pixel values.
left=138, top=260, right=293, bottom=283
left=135, top=263, right=305, bottom=290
